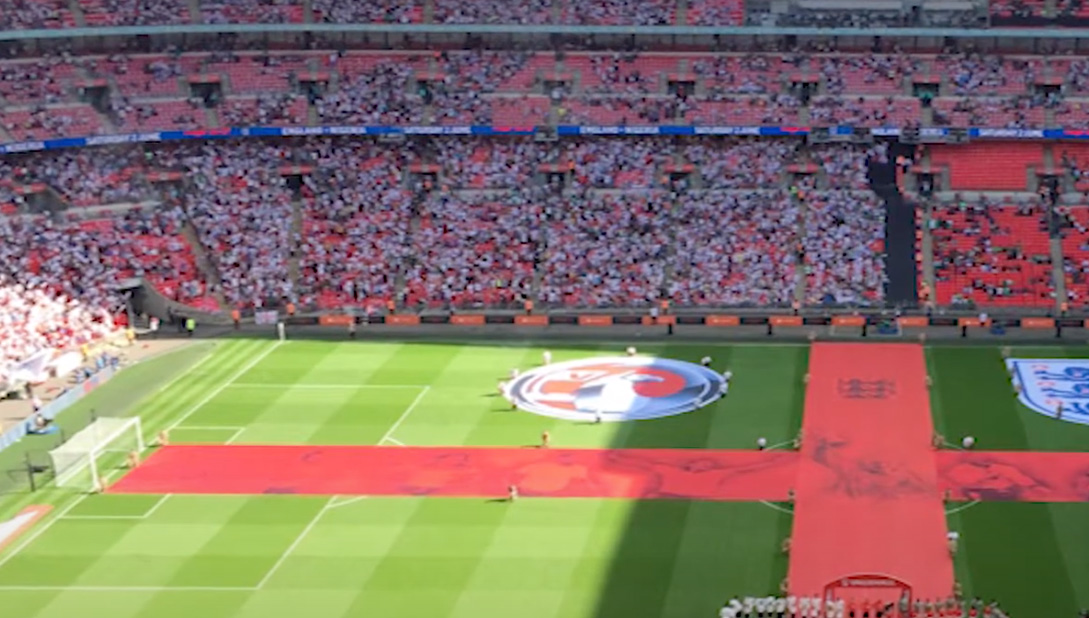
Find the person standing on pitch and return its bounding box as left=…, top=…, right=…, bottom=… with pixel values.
left=542, top=350, right=552, bottom=365
left=947, top=529, right=960, bottom=555
left=508, top=484, right=518, bottom=501
left=540, top=430, right=550, bottom=448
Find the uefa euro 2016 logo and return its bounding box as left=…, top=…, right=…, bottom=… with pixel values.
left=1007, top=358, right=1089, bottom=426
left=505, top=357, right=726, bottom=422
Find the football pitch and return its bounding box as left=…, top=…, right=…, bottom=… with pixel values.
left=0, top=338, right=1085, bottom=618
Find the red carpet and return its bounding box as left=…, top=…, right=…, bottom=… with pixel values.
left=108, top=444, right=799, bottom=501
left=788, top=344, right=953, bottom=600
left=938, top=450, right=1089, bottom=502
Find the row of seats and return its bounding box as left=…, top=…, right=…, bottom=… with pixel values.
left=929, top=200, right=1054, bottom=307
left=0, top=0, right=746, bottom=29
left=16, top=0, right=1089, bottom=31
left=1, top=50, right=1078, bottom=98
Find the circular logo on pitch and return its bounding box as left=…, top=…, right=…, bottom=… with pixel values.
left=507, top=356, right=726, bottom=422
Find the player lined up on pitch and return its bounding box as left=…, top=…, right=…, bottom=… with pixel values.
left=720, top=595, right=1008, bottom=618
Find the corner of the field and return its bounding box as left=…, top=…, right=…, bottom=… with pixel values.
left=0, top=504, right=53, bottom=554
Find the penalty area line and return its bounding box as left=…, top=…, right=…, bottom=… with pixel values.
left=327, top=496, right=369, bottom=510
left=945, top=500, right=982, bottom=516
left=378, top=385, right=431, bottom=447
left=171, top=426, right=247, bottom=445
left=62, top=494, right=171, bottom=521
left=759, top=500, right=795, bottom=514
left=166, top=341, right=284, bottom=432
left=255, top=496, right=335, bottom=589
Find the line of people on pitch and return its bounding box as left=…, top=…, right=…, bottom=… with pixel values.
left=720, top=596, right=1008, bottom=618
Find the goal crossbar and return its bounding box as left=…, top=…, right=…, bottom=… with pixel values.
left=49, top=417, right=144, bottom=491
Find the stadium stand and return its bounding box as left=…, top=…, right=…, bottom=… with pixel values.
left=929, top=199, right=1055, bottom=307
left=7, top=13, right=1089, bottom=379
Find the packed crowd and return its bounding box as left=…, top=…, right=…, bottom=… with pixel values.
left=0, top=136, right=888, bottom=312
left=0, top=204, right=219, bottom=384
left=541, top=190, right=670, bottom=307
left=803, top=190, right=887, bottom=305
left=313, top=0, right=418, bottom=24
left=408, top=191, right=540, bottom=308
left=0, top=148, right=149, bottom=207
left=5, top=0, right=1021, bottom=28
left=0, top=284, right=117, bottom=388
left=296, top=139, right=412, bottom=311
left=147, top=141, right=297, bottom=309
left=434, top=0, right=550, bottom=24
left=4, top=47, right=1089, bottom=140
left=670, top=190, right=798, bottom=306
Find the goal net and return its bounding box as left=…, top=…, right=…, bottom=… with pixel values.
left=49, top=417, right=145, bottom=491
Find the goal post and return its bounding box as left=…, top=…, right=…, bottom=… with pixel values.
left=49, top=417, right=145, bottom=492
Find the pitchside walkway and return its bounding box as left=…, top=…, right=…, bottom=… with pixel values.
left=788, top=343, right=953, bottom=601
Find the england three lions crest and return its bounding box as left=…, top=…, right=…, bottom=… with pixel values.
left=1006, top=358, right=1089, bottom=426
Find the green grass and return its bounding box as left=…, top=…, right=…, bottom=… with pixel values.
left=0, top=340, right=805, bottom=618
left=2, top=340, right=1087, bottom=618
left=929, top=346, right=1089, bottom=618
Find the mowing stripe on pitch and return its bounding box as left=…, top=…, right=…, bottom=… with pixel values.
left=166, top=341, right=284, bottom=432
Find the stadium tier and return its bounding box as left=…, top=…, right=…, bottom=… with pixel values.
left=4, top=14, right=1089, bottom=618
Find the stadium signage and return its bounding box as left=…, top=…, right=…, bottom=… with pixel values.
left=86, top=133, right=161, bottom=146
left=1007, top=359, right=1089, bottom=426
left=506, top=356, right=725, bottom=422
left=14, top=123, right=1089, bottom=155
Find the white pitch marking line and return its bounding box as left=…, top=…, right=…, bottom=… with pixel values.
left=62, top=515, right=148, bottom=520
left=227, top=383, right=427, bottom=389
left=174, top=426, right=247, bottom=431
left=381, top=437, right=405, bottom=447
left=255, top=496, right=335, bottom=589
left=167, top=341, right=283, bottom=432
left=224, top=428, right=246, bottom=445
left=945, top=500, right=982, bottom=515
left=378, top=386, right=430, bottom=447
left=759, top=500, right=795, bottom=514
left=0, top=585, right=257, bottom=592
left=143, top=494, right=172, bottom=518
left=62, top=494, right=171, bottom=521
left=327, top=496, right=368, bottom=510
left=0, top=495, right=87, bottom=569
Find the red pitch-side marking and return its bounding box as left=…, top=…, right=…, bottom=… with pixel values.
left=937, top=450, right=1089, bottom=502
left=788, top=343, right=954, bottom=600
left=107, top=445, right=800, bottom=501
left=0, top=505, right=52, bottom=553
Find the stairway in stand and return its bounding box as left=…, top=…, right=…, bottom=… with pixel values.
left=288, top=199, right=304, bottom=296
left=872, top=144, right=919, bottom=306
left=180, top=219, right=229, bottom=311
